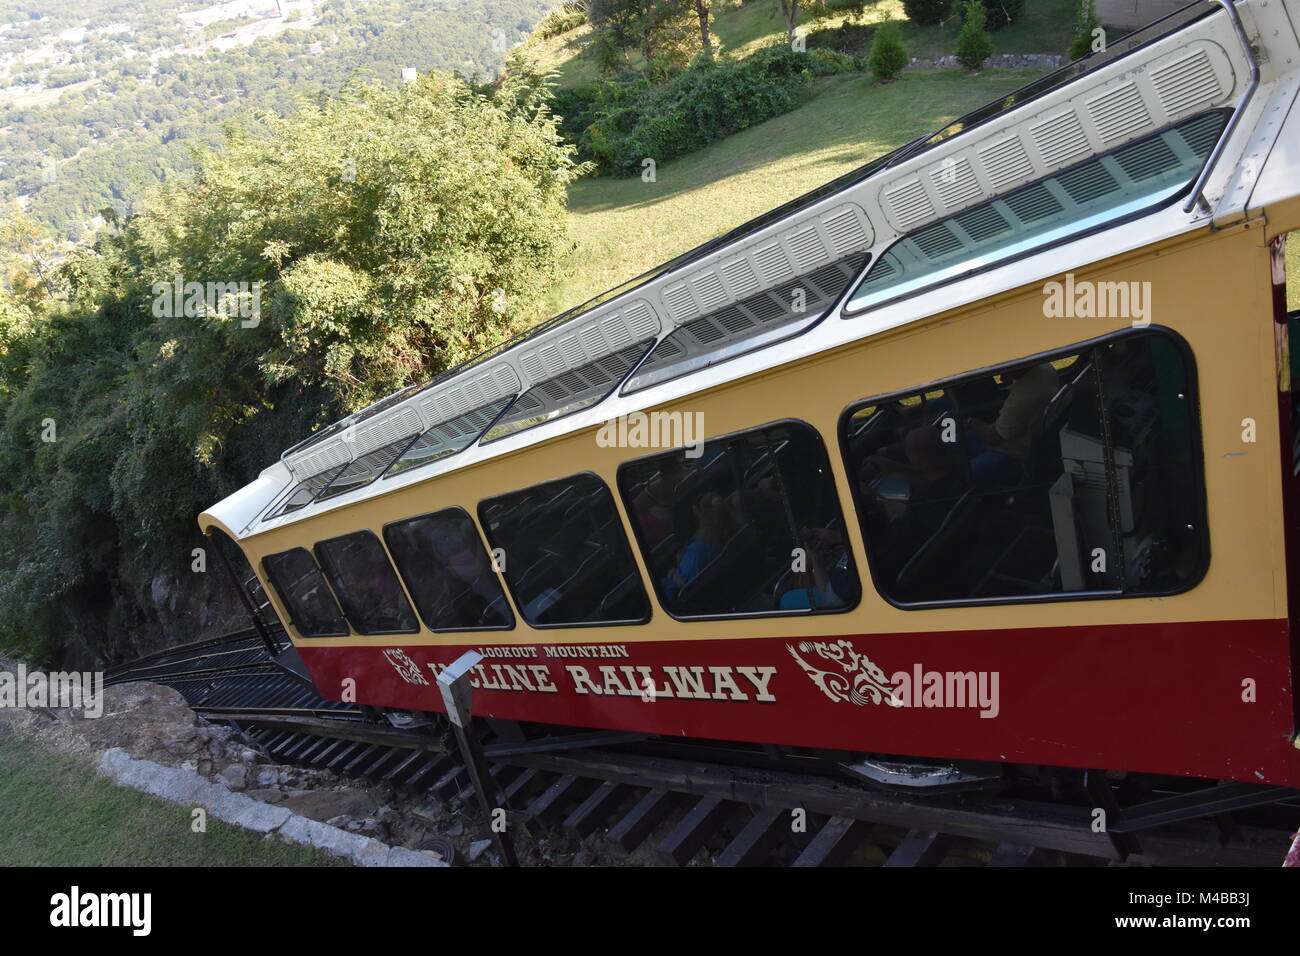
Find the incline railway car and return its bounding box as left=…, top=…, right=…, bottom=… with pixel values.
left=202, top=0, right=1300, bottom=798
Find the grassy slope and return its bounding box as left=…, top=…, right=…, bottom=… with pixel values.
left=539, top=67, right=1045, bottom=316
left=524, top=0, right=1082, bottom=88
left=0, top=738, right=342, bottom=866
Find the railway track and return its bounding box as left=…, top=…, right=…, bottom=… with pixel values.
left=105, top=630, right=1300, bottom=867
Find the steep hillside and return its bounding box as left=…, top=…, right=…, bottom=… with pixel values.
left=538, top=65, right=1048, bottom=317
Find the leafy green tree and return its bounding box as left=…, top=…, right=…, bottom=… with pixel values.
left=955, top=0, right=992, bottom=72
left=867, top=20, right=908, bottom=83
left=0, top=69, right=587, bottom=666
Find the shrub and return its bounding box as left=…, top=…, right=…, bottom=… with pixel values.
left=955, top=0, right=993, bottom=71
left=867, top=21, right=908, bottom=83
left=1068, top=0, right=1101, bottom=60
left=806, top=23, right=874, bottom=55
left=979, top=0, right=1024, bottom=29
left=809, top=48, right=859, bottom=75
left=902, top=0, right=952, bottom=27
left=578, top=46, right=816, bottom=176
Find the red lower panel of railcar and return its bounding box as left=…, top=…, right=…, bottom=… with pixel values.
left=295, top=618, right=1300, bottom=787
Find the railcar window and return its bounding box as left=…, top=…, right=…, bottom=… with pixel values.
left=313, top=531, right=419, bottom=634
left=385, top=396, right=514, bottom=479
left=384, top=508, right=515, bottom=631
left=317, top=435, right=420, bottom=501
left=262, top=548, right=348, bottom=637
left=841, top=328, right=1206, bottom=606
left=844, top=111, right=1228, bottom=316
left=479, top=474, right=651, bottom=627
left=619, top=421, right=860, bottom=618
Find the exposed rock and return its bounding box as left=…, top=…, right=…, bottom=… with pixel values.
left=279, top=788, right=379, bottom=823
left=218, top=764, right=248, bottom=791
left=468, top=838, right=493, bottom=862
left=245, top=788, right=285, bottom=804
left=253, top=766, right=281, bottom=788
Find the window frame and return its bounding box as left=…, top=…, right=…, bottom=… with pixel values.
left=261, top=546, right=350, bottom=638
left=311, top=529, right=420, bottom=636
left=381, top=506, right=517, bottom=634
left=836, top=324, right=1210, bottom=610
left=476, top=470, right=653, bottom=630
left=839, top=109, right=1232, bottom=320
left=480, top=340, right=658, bottom=446
left=616, top=417, right=863, bottom=623
left=382, top=394, right=517, bottom=481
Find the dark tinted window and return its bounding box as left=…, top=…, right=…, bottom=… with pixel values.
left=841, top=328, right=1206, bottom=605
left=313, top=531, right=418, bottom=634
left=262, top=548, right=348, bottom=637
left=384, top=508, right=514, bottom=631
left=479, top=474, right=650, bottom=627
left=620, top=421, right=860, bottom=618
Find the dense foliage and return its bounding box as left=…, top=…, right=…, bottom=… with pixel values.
left=977, top=0, right=1024, bottom=30
left=900, top=0, right=952, bottom=27
left=566, top=45, right=819, bottom=175
left=0, top=71, right=585, bottom=667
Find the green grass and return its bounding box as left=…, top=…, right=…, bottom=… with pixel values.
left=0, top=737, right=342, bottom=866
left=522, top=0, right=1082, bottom=87
left=537, top=67, right=1046, bottom=317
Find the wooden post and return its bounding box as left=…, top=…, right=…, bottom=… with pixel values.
left=437, top=651, right=520, bottom=867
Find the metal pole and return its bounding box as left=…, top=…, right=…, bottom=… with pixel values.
left=437, top=650, right=520, bottom=867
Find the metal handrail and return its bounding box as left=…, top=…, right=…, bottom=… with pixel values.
left=1182, top=0, right=1260, bottom=213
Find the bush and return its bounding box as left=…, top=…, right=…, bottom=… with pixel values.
left=978, top=0, right=1024, bottom=29
left=902, top=0, right=952, bottom=27
left=867, top=21, right=908, bottom=83
left=578, top=45, right=816, bottom=176
left=807, top=23, right=874, bottom=56
left=809, top=48, right=859, bottom=75
left=955, top=0, right=993, bottom=71
left=1068, top=0, right=1100, bottom=60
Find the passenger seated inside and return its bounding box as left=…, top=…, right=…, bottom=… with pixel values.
left=963, top=362, right=1058, bottom=488
left=632, top=456, right=686, bottom=550
left=777, top=525, right=852, bottom=610
left=663, top=491, right=738, bottom=602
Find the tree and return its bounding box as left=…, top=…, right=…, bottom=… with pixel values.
left=694, top=0, right=713, bottom=60
left=955, top=0, right=992, bottom=72
left=588, top=0, right=701, bottom=73
left=1068, top=0, right=1101, bottom=60
left=868, top=20, right=908, bottom=83
left=778, top=0, right=800, bottom=46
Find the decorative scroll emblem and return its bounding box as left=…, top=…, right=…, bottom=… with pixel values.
left=383, top=649, right=429, bottom=686
left=786, top=640, right=901, bottom=707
